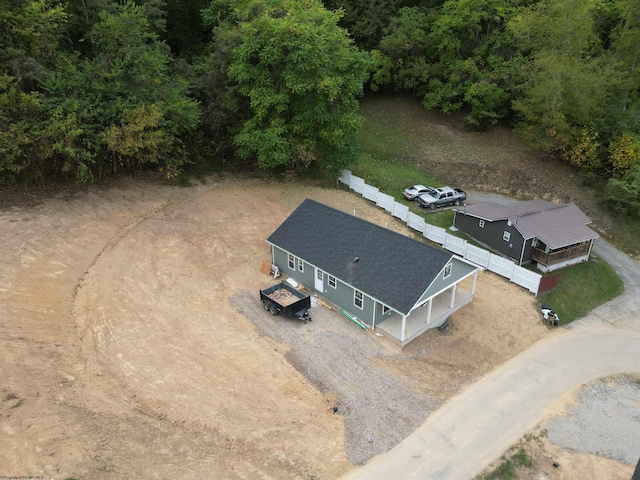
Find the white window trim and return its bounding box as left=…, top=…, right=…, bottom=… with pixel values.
left=354, top=290, right=364, bottom=310
left=503, top=231, right=511, bottom=242
left=297, top=258, right=304, bottom=272
left=479, top=220, right=485, bottom=228
left=382, top=305, right=391, bottom=315
left=288, top=253, right=295, bottom=270
left=328, top=275, right=337, bottom=288
left=443, top=263, right=452, bottom=279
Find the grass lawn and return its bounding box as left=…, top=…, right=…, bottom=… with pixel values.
left=351, top=94, right=625, bottom=325
left=536, top=256, right=623, bottom=324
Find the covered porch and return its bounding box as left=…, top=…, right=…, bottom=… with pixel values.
left=376, top=271, right=477, bottom=347
left=531, top=239, right=594, bottom=273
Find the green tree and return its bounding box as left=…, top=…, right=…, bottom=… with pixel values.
left=606, top=165, right=640, bottom=217
left=612, top=0, right=640, bottom=113
left=423, top=0, right=522, bottom=127
left=0, top=74, right=44, bottom=179
left=609, top=132, right=640, bottom=177
left=371, top=7, right=431, bottom=95
left=73, top=1, right=199, bottom=177
left=509, top=0, right=613, bottom=153
left=204, top=0, right=371, bottom=173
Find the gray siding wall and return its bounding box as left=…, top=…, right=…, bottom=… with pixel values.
left=272, top=246, right=375, bottom=324
left=273, top=247, right=314, bottom=287
left=416, top=258, right=477, bottom=306
left=374, top=302, right=395, bottom=324
left=454, top=213, right=526, bottom=263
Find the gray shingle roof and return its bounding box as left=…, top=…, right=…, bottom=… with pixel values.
left=456, top=200, right=599, bottom=249
left=267, top=199, right=453, bottom=315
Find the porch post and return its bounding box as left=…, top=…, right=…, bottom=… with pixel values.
left=587, top=239, right=594, bottom=260
left=271, top=245, right=275, bottom=264
left=427, top=298, right=433, bottom=325
left=401, top=315, right=407, bottom=342
left=471, top=270, right=478, bottom=295
left=450, top=284, right=457, bottom=308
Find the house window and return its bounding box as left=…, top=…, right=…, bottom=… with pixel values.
left=354, top=290, right=364, bottom=310
left=503, top=231, right=511, bottom=242
left=382, top=305, right=391, bottom=315
left=328, top=275, right=337, bottom=288
left=288, top=254, right=295, bottom=270
left=297, top=258, right=304, bottom=272
left=443, top=263, right=452, bottom=279
left=479, top=220, right=485, bottom=228
left=316, top=269, right=323, bottom=282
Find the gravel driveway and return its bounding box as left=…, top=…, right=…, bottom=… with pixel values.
left=231, top=291, right=441, bottom=465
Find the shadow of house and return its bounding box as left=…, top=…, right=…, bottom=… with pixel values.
left=267, top=199, right=480, bottom=346
left=453, top=200, right=599, bottom=272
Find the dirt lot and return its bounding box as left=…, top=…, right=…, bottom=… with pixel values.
left=0, top=175, right=559, bottom=479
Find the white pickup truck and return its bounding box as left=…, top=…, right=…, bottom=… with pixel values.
left=418, top=186, right=467, bottom=210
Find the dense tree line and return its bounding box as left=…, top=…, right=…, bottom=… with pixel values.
left=1, top=0, right=639, bottom=213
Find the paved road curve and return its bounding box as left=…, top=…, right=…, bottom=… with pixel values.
left=343, top=236, right=640, bottom=480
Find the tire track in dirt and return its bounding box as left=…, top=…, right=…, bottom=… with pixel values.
left=69, top=180, right=355, bottom=478
left=0, top=182, right=176, bottom=477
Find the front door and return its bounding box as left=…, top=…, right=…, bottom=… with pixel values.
left=315, top=268, right=323, bottom=292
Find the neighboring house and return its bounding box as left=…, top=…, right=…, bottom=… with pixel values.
left=453, top=200, right=599, bottom=272
left=267, top=199, right=480, bottom=346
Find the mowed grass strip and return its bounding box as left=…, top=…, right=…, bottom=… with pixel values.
left=536, top=256, right=623, bottom=325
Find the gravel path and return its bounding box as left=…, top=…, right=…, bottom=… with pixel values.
left=547, top=376, right=640, bottom=465
left=231, top=291, right=440, bottom=465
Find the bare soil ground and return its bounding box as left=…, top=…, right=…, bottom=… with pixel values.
left=0, top=175, right=554, bottom=479
left=480, top=421, right=635, bottom=480
left=3, top=97, right=636, bottom=479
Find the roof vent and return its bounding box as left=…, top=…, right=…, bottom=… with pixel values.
left=353, top=257, right=360, bottom=263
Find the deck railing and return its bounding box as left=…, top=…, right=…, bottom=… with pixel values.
left=531, top=243, right=590, bottom=265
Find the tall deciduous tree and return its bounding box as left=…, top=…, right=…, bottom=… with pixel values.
left=49, top=1, right=199, bottom=179
left=204, top=0, right=371, bottom=173
left=509, top=0, right=613, bottom=153
left=370, top=7, right=431, bottom=95
left=424, top=0, right=522, bottom=127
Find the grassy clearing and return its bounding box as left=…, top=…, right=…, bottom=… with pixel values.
left=537, top=256, right=623, bottom=324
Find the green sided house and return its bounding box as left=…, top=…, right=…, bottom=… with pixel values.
left=266, top=199, right=480, bottom=346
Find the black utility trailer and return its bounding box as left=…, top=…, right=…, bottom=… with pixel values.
left=260, top=282, right=312, bottom=322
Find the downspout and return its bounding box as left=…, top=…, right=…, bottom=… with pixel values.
left=372, top=302, right=377, bottom=330
left=401, top=315, right=407, bottom=342
left=519, top=238, right=527, bottom=266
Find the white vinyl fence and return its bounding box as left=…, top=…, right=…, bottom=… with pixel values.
left=338, top=170, right=541, bottom=296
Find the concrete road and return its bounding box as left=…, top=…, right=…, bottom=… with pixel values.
left=343, top=234, right=640, bottom=480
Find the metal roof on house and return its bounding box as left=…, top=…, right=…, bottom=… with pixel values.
left=267, top=199, right=454, bottom=315
left=456, top=200, right=599, bottom=249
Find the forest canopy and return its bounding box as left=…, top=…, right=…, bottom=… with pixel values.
left=1, top=0, right=640, bottom=210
